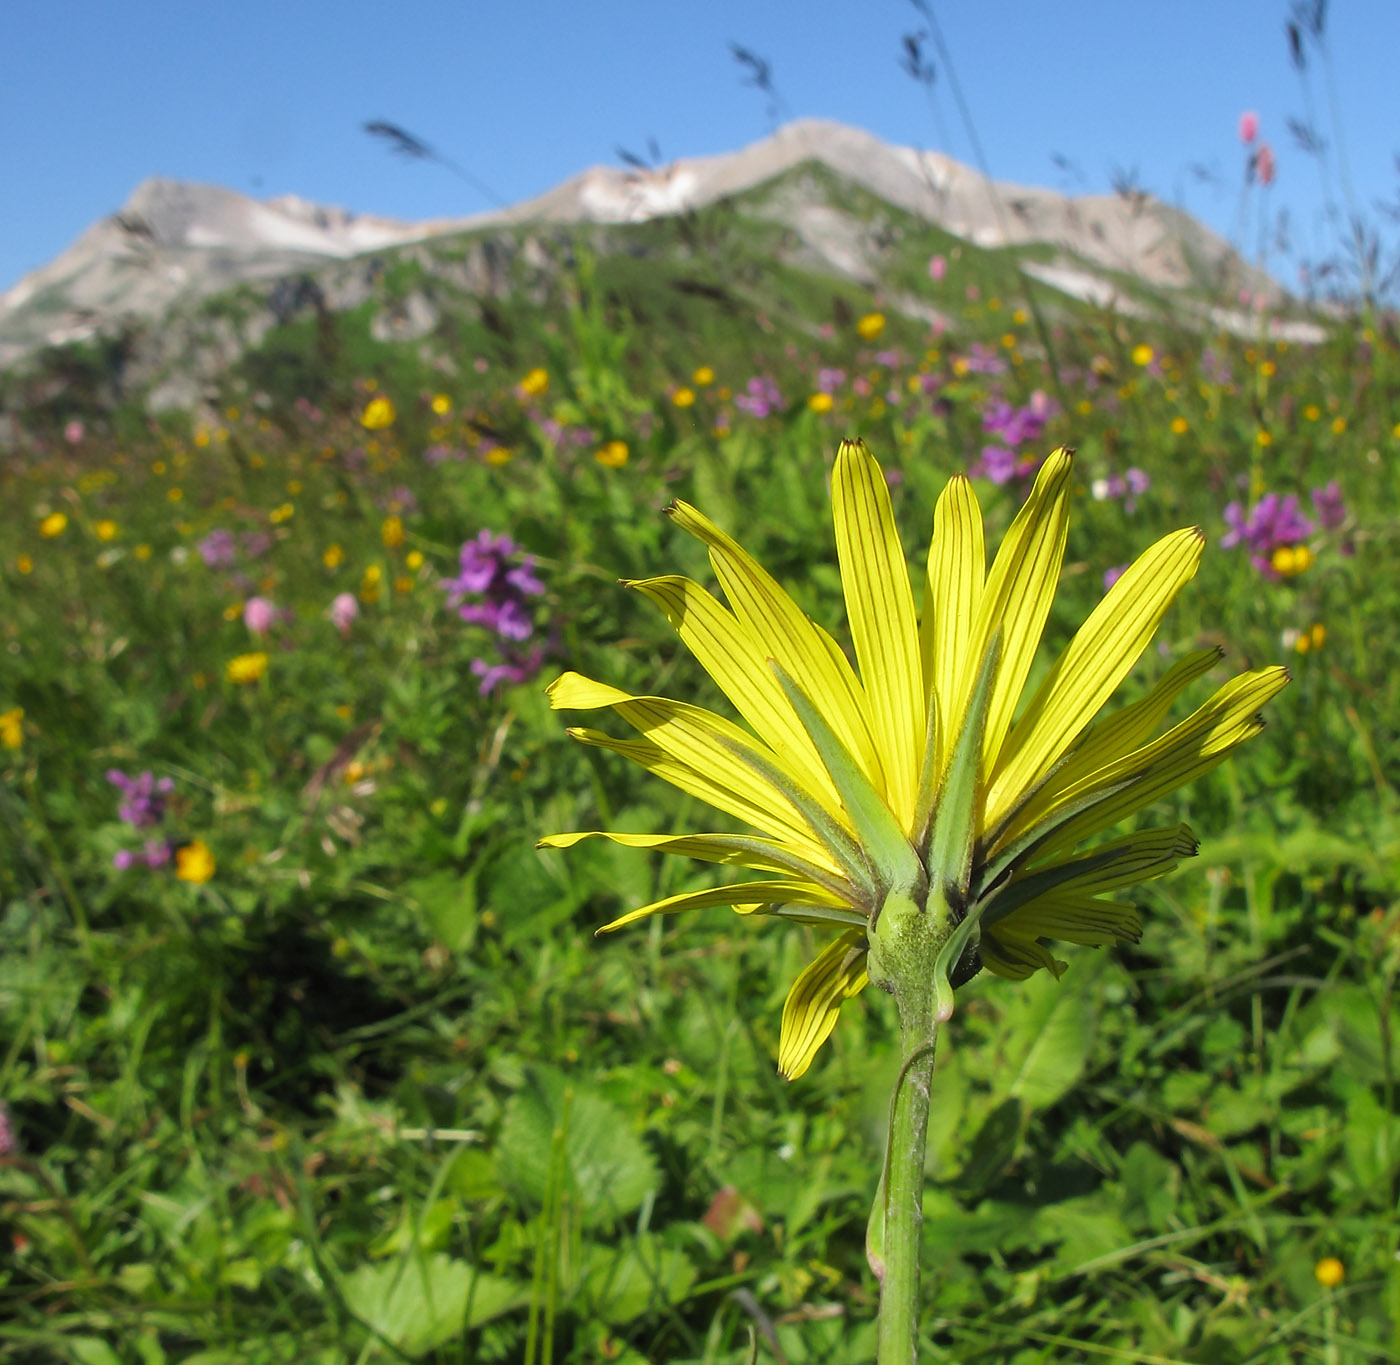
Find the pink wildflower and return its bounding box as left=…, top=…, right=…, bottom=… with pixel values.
left=1239, top=110, right=1259, bottom=144
left=243, top=597, right=276, bottom=635
left=330, top=592, right=359, bottom=636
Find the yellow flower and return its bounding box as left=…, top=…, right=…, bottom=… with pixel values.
left=672, top=387, right=697, bottom=408
left=194, top=428, right=211, bottom=448
left=519, top=367, right=550, bottom=397
left=381, top=515, right=405, bottom=548
left=0, top=708, right=23, bottom=750
left=226, top=652, right=269, bottom=684
left=1331, top=416, right=1347, bottom=435
left=431, top=393, right=452, bottom=415
left=807, top=392, right=835, bottom=414
left=1294, top=622, right=1326, bottom=654
left=406, top=549, right=424, bottom=570
left=269, top=502, right=294, bottom=524
left=94, top=519, right=119, bottom=541
left=134, top=544, right=152, bottom=562
left=1255, top=429, right=1273, bottom=447
left=486, top=447, right=513, bottom=466
left=543, top=441, right=1286, bottom=1079
left=1305, top=404, right=1321, bottom=422
left=394, top=575, right=415, bottom=595
left=1132, top=343, right=1154, bottom=367
left=175, top=839, right=216, bottom=884
left=1271, top=544, right=1313, bottom=577
left=360, top=395, right=396, bottom=430
left=692, top=366, right=715, bottom=386
left=595, top=440, right=630, bottom=469
left=856, top=312, right=886, bottom=341
left=1315, top=1257, right=1344, bottom=1289
left=39, top=512, right=68, bottom=538
left=1170, top=416, right=1189, bottom=435
left=323, top=544, right=345, bottom=569
left=16, top=554, right=33, bottom=575
left=167, top=487, right=183, bottom=503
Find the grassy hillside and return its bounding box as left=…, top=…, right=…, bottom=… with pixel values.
left=1, top=221, right=1398, bottom=1363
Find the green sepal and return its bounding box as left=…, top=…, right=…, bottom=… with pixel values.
left=926, top=631, right=999, bottom=1021
left=771, top=660, right=925, bottom=902
left=708, top=732, right=880, bottom=910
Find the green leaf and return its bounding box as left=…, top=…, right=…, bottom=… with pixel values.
left=578, top=1234, right=697, bottom=1324
left=499, top=1066, right=659, bottom=1228
left=342, top=1254, right=524, bottom=1356
left=994, top=969, right=1098, bottom=1111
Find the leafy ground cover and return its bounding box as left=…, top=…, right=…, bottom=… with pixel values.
left=1, top=243, right=1398, bottom=1363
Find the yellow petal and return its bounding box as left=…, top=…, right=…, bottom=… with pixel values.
left=1014, top=665, right=1290, bottom=858
left=627, top=575, right=840, bottom=808
left=598, top=878, right=846, bottom=934
left=564, top=727, right=832, bottom=868
left=920, top=474, right=984, bottom=779
left=777, top=929, right=869, bottom=1079
left=831, top=439, right=923, bottom=827
left=995, top=894, right=1143, bottom=946
left=979, top=931, right=1066, bottom=981
left=986, top=527, right=1205, bottom=828
left=1028, top=823, right=1198, bottom=894
left=965, top=449, right=1074, bottom=776
left=667, top=499, right=884, bottom=793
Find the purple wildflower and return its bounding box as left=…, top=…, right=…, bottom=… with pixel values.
left=733, top=377, right=784, bottom=419
left=816, top=367, right=846, bottom=394
left=1222, top=493, right=1315, bottom=578
left=197, top=528, right=236, bottom=568
left=472, top=645, right=547, bottom=696
left=1311, top=480, right=1346, bottom=530
left=107, top=770, right=174, bottom=830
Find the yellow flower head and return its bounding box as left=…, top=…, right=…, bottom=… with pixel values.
left=16, top=553, right=33, bottom=575
left=381, top=515, right=405, bottom=549
left=1315, top=1257, right=1344, bottom=1289
left=672, top=387, right=697, bottom=409
left=807, top=393, right=835, bottom=414
left=175, top=839, right=216, bottom=884
left=431, top=393, right=452, bottom=415
left=856, top=312, right=886, bottom=341
left=596, top=440, right=630, bottom=469
left=519, top=367, right=550, bottom=398
left=323, top=544, right=345, bottom=569
left=1271, top=543, right=1313, bottom=577
left=94, top=520, right=119, bottom=541
left=226, top=652, right=269, bottom=685
left=39, top=512, right=68, bottom=538
left=0, top=707, right=23, bottom=750
left=360, top=396, right=396, bottom=430
left=1132, top=344, right=1155, bottom=367
left=544, top=442, right=1286, bottom=1079
left=692, top=366, right=715, bottom=386
left=405, top=549, right=424, bottom=570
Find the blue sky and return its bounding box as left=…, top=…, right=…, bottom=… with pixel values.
left=5, top=1, right=1397, bottom=294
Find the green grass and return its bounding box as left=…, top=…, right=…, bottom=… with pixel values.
left=1, top=242, right=1398, bottom=1364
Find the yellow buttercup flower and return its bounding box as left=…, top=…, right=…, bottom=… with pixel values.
left=323, top=544, right=345, bottom=569
left=808, top=393, right=835, bottom=414
left=1170, top=417, right=1189, bottom=435
left=856, top=312, right=886, bottom=341
left=175, top=839, right=216, bottom=884
left=406, top=549, right=424, bottom=570
left=94, top=520, right=119, bottom=541
left=16, top=554, right=33, bottom=575
left=360, top=396, right=396, bottom=430
left=226, top=652, right=269, bottom=684
left=0, top=708, right=22, bottom=750
left=381, top=515, right=405, bottom=549
left=692, top=366, right=715, bottom=386
left=1271, top=544, right=1313, bottom=577
left=519, top=367, right=549, bottom=398
left=1315, top=1257, right=1344, bottom=1289
left=543, top=442, right=1286, bottom=1079
left=431, top=393, right=452, bottom=415
left=672, top=387, right=697, bottom=409
left=1132, top=344, right=1154, bottom=367
left=39, top=512, right=68, bottom=538
left=596, top=440, right=630, bottom=469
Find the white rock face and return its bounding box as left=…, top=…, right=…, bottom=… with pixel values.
left=0, top=117, right=1293, bottom=371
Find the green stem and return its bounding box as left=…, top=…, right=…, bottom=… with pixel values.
left=875, top=991, right=940, bottom=1365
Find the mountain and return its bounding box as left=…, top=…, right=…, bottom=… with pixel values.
left=0, top=119, right=1320, bottom=411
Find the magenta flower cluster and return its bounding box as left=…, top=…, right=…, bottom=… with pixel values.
left=441, top=531, right=550, bottom=694
left=734, top=377, right=784, bottom=419
left=107, top=769, right=176, bottom=869
left=1220, top=484, right=1347, bottom=577
left=971, top=393, right=1053, bottom=484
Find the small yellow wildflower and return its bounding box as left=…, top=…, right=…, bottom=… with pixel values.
left=1331, top=417, right=1347, bottom=435
left=222, top=603, right=242, bottom=622
left=360, top=564, right=383, bottom=604
left=672, top=387, right=697, bottom=409
left=167, top=487, right=183, bottom=503
left=39, top=512, right=68, bottom=538
left=361, top=395, right=396, bottom=430
left=1012, top=309, right=1028, bottom=325
left=1295, top=623, right=1326, bottom=654
left=692, top=366, right=715, bottom=386
left=323, top=544, right=345, bottom=569
left=269, top=503, right=294, bottom=525
left=1271, top=544, right=1313, bottom=577
left=1260, top=360, right=1277, bottom=377
left=595, top=440, right=630, bottom=469
left=394, top=575, right=415, bottom=595
left=519, top=367, right=549, bottom=397
left=175, top=839, right=216, bottom=884
left=1131, top=343, right=1154, bottom=367
left=808, top=392, right=834, bottom=414
left=856, top=312, right=886, bottom=341
left=381, top=515, right=405, bottom=549
left=0, top=708, right=22, bottom=750
left=94, top=519, right=119, bottom=541
left=1315, top=1257, right=1344, bottom=1289
left=152, top=460, right=167, bottom=475
left=193, top=428, right=211, bottom=448
left=1000, top=332, right=1016, bottom=350
left=1256, top=430, right=1273, bottom=447
left=1170, top=416, right=1189, bottom=435
left=335, top=704, right=353, bottom=721
left=486, top=447, right=513, bottom=466
left=15, top=554, right=33, bottom=574
left=287, top=479, right=303, bottom=495
left=226, top=652, right=269, bottom=684
left=134, top=544, right=152, bottom=562
left=405, top=549, right=424, bottom=570
left=431, top=393, right=452, bottom=415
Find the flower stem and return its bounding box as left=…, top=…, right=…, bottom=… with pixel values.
left=875, top=987, right=940, bottom=1365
